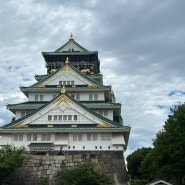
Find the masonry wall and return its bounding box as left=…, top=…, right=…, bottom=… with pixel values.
left=5, top=151, right=130, bottom=185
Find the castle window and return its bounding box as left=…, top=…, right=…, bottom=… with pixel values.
left=68, top=115, right=72, bottom=120
left=92, top=133, right=97, bottom=141
left=100, top=146, right=102, bottom=149
left=95, top=146, right=97, bottom=149
left=67, top=81, right=70, bottom=85
left=73, top=146, right=75, bottom=149
left=74, top=115, right=77, bottom=120
left=40, top=95, right=44, bottom=101
left=83, top=146, right=85, bottom=149
left=101, top=133, right=111, bottom=141
left=71, top=81, right=74, bottom=86
left=59, top=115, right=62, bottom=121
left=63, top=115, right=67, bottom=121
left=14, top=134, right=23, bottom=141
left=35, top=95, right=39, bottom=101
left=68, top=146, right=70, bottom=149
left=73, top=133, right=82, bottom=141
left=94, top=94, right=98, bottom=100
left=104, top=110, right=108, bottom=116
left=41, top=134, right=51, bottom=141
left=87, top=134, right=91, bottom=141
left=89, top=94, right=93, bottom=101
left=27, top=134, right=37, bottom=141
left=33, top=134, right=37, bottom=141
left=76, top=94, right=80, bottom=100
left=27, top=134, right=31, bottom=141
left=54, top=115, right=58, bottom=121
left=48, top=115, right=52, bottom=121
left=59, top=81, right=62, bottom=86
left=87, top=133, right=97, bottom=141
left=63, top=81, right=66, bottom=86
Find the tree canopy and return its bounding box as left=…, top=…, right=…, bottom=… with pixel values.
left=127, top=103, right=185, bottom=185
left=59, top=162, right=112, bottom=185
left=0, top=145, right=25, bottom=184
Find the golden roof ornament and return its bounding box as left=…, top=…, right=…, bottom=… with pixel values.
left=61, top=86, right=66, bottom=94
left=65, top=57, right=69, bottom=64
left=70, top=32, right=73, bottom=40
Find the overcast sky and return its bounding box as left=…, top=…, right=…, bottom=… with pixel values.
left=0, top=0, right=185, bottom=157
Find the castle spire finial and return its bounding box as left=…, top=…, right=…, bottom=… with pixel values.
left=70, top=32, right=73, bottom=40
left=61, top=86, right=66, bottom=94
left=65, top=57, right=69, bottom=64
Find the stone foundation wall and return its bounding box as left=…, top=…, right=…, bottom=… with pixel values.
left=5, top=151, right=130, bottom=185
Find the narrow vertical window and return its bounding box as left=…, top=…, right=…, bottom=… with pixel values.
left=59, top=115, right=62, bottom=121
left=89, top=94, right=93, bottom=101
left=63, top=115, right=67, bottom=121
left=78, top=134, right=82, bottom=141
left=54, top=115, right=58, bottom=121
left=104, top=110, right=108, bottom=116
left=19, top=134, right=23, bottom=141
left=92, top=133, right=97, bottom=141
left=14, top=134, right=18, bottom=141
left=94, top=93, right=98, bottom=100
left=63, top=81, right=66, bottom=86
left=46, top=134, right=51, bottom=141
left=68, top=115, right=72, bottom=121
left=35, top=95, right=38, bottom=101
left=73, top=133, right=77, bottom=141
left=33, top=134, right=37, bottom=141
left=27, top=134, right=31, bottom=141
left=76, top=94, right=80, bottom=100
left=71, top=81, right=74, bottom=86
left=40, top=95, right=44, bottom=101
left=59, top=81, right=62, bottom=86
left=48, top=115, right=52, bottom=121
left=87, top=134, right=91, bottom=141
left=74, top=115, right=77, bottom=120
left=67, top=81, right=70, bottom=85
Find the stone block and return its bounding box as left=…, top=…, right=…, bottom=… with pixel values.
left=44, top=165, right=49, bottom=169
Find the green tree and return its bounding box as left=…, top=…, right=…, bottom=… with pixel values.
left=126, top=147, right=152, bottom=185
left=38, top=176, right=49, bottom=185
left=148, top=103, right=185, bottom=185
left=59, top=162, right=112, bottom=185
left=127, top=103, right=185, bottom=185
left=0, top=145, right=26, bottom=184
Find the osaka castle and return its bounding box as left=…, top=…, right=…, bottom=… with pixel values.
left=0, top=34, right=130, bottom=155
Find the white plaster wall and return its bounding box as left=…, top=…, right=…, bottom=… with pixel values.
left=45, top=72, right=90, bottom=86
left=0, top=133, right=124, bottom=151
left=28, top=92, right=104, bottom=102
left=0, top=134, right=13, bottom=145
left=28, top=92, right=59, bottom=101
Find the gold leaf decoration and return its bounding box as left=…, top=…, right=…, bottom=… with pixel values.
left=97, top=122, right=112, bottom=128
left=35, top=83, right=45, bottom=88
left=61, top=66, right=72, bottom=72
left=55, top=96, right=71, bottom=106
